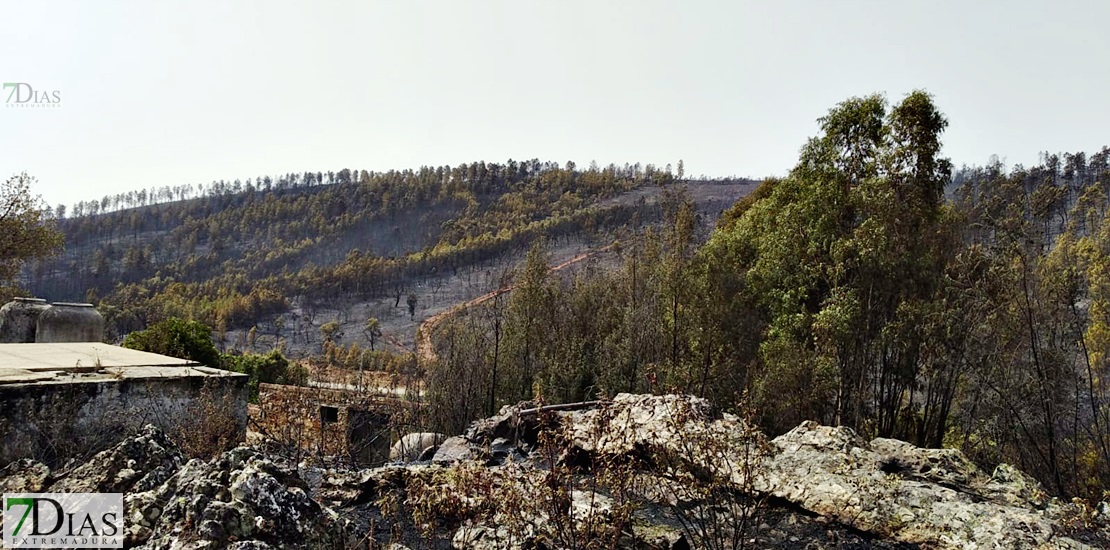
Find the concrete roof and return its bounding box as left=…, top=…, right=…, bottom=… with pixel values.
left=0, top=342, right=199, bottom=370
left=0, top=343, right=242, bottom=386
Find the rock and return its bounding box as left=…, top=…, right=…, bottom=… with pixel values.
left=432, top=436, right=473, bottom=464
left=631, top=516, right=690, bottom=550
left=225, top=542, right=275, bottom=550
left=570, top=490, right=613, bottom=523
left=1, top=395, right=1106, bottom=550
left=49, top=424, right=183, bottom=494
left=453, top=523, right=512, bottom=550
left=103, top=440, right=351, bottom=549
left=545, top=395, right=1106, bottom=549
left=416, top=445, right=438, bottom=461
left=562, top=393, right=765, bottom=472
left=390, top=432, right=447, bottom=463
left=760, top=421, right=1087, bottom=548
left=488, top=437, right=523, bottom=464
left=451, top=508, right=541, bottom=550
left=228, top=459, right=326, bottom=540
left=431, top=435, right=524, bottom=466
left=465, top=401, right=535, bottom=443
left=870, top=437, right=982, bottom=488
left=0, top=458, right=50, bottom=492
left=987, top=462, right=1051, bottom=509
left=315, top=466, right=399, bottom=507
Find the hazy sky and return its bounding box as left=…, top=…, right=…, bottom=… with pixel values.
left=1, top=1, right=1107, bottom=208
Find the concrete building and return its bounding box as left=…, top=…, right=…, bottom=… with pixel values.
left=0, top=342, right=248, bottom=465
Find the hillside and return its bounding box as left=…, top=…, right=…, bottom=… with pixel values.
left=253, top=179, right=754, bottom=358
left=29, top=161, right=754, bottom=352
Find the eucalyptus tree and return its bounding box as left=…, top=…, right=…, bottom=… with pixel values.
left=702, top=91, right=955, bottom=437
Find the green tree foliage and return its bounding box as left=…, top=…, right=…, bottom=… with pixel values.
left=320, top=320, right=342, bottom=343
left=122, top=317, right=222, bottom=368
left=363, top=317, right=381, bottom=351
left=501, top=241, right=553, bottom=401
left=426, top=199, right=703, bottom=423
left=0, top=173, right=64, bottom=299
left=123, top=316, right=304, bottom=403
left=221, top=350, right=306, bottom=403
left=702, top=91, right=956, bottom=437
left=426, top=315, right=494, bottom=435
left=937, top=147, right=1110, bottom=498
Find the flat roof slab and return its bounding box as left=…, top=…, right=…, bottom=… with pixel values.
left=0, top=342, right=198, bottom=371
left=0, top=343, right=245, bottom=386
left=0, top=369, right=55, bottom=384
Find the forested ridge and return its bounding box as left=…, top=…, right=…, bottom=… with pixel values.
left=34, top=160, right=736, bottom=339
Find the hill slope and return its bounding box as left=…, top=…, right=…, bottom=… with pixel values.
left=30, top=160, right=754, bottom=352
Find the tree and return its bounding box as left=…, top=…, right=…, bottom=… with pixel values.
left=407, top=293, right=418, bottom=320
left=0, top=173, right=63, bottom=298
left=502, top=241, right=552, bottom=401
left=426, top=315, right=493, bottom=434
left=702, top=91, right=954, bottom=437
left=272, top=314, right=285, bottom=338
left=320, top=320, right=342, bottom=353
left=363, top=317, right=381, bottom=351
left=222, top=350, right=305, bottom=403
left=122, top=317, right=222, bottom=369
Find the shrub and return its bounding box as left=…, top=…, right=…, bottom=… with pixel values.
left=221, top=349, right=306, bottom=402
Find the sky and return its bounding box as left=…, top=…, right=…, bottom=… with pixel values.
left=1, top=0, right=1108, bottom=208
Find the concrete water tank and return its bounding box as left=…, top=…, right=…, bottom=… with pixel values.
left=0, top=297, right=50, bottom=343
left=36, top=302, right=105, bottom=343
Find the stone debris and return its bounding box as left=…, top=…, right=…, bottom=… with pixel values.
left=389, top=432, right=446, bottom=463
left=0, top=394, right=1105, bottom=549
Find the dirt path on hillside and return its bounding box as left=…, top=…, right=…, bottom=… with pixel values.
left=416, top=244, right=614, bottom=364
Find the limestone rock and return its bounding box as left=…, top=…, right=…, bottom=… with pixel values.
left=431, top=435, right=473, bottom=464
left=49, top=424, right=183, bottom=494
left=557, top=396, right=1107, bottom=549
left=0, top=458, right=50, bottom=492
left=762, top=421, right=1089, bottom=548
left=2, top=395, right=1107, bottom=549
left=129, top=448, right=350, bottom=549
left=465, top=400, right=536, bottom=443
left=389, top=432, right=446, bottom=463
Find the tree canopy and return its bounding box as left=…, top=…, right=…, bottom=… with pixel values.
left=704, top=90, right=955, bottom=435
left=122, top=317, right=222, bottom=368
left=0, top=172, right=63, bottom=299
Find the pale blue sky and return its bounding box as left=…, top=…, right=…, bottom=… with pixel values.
left=1, top=1, right=1107, bottom=208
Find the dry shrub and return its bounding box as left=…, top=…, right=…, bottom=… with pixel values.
left=648, top=398, right=769, bottom=550
left=169, top=378, right=245, bottom=459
